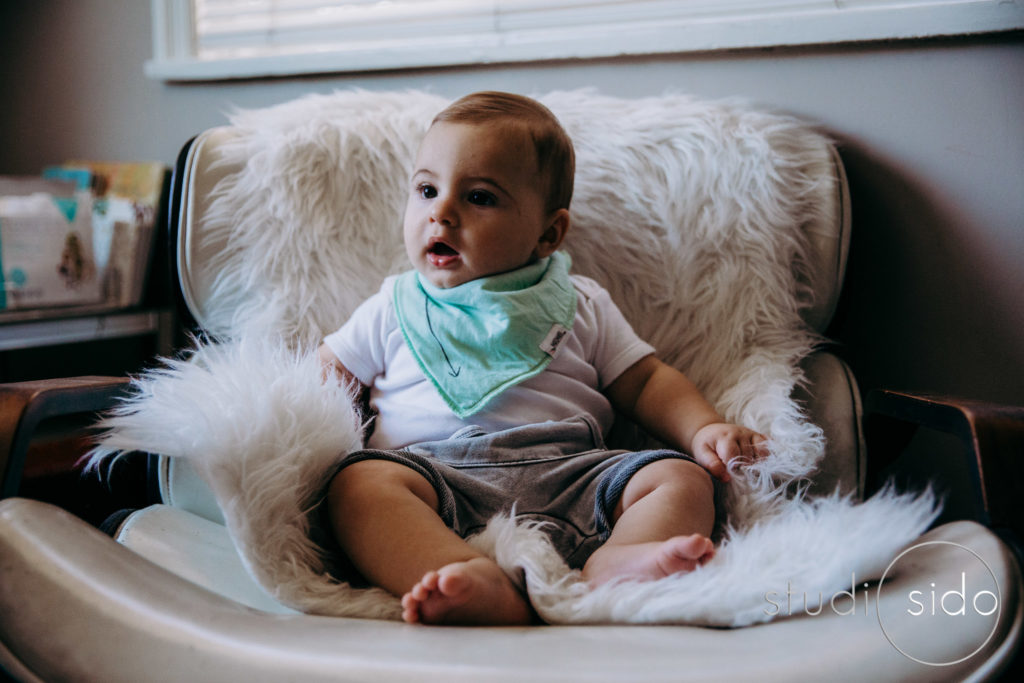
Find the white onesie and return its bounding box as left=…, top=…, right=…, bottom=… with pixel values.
left=323, top=274, right=654, bottom=450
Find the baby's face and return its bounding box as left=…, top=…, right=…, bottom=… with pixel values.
left=403, top=121, right=556, bottom=289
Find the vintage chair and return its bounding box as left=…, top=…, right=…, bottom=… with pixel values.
left=1, top=90, right=1021, bottom=682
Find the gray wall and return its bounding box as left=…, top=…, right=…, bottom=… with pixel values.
left=2, top=2, right=1022, bottom=406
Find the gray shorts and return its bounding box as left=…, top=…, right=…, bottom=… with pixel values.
left=334, top=415, right=714, bottom=569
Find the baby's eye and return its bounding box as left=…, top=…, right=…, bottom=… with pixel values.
left=417, top=184, right=437, bottom=199
left=467, top=189, right=497, bottom=206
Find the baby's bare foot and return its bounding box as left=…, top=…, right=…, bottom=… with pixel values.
left=583, top=534, right=715, bottom=586
left=401, top=557, right=533, bottom=625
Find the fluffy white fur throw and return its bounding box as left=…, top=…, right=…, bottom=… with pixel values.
left=90, top=90, right=937, bottom=626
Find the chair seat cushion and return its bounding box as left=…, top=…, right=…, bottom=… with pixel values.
left=1, top=498, right=1019, bottom=682
left=114, top=503, right=294, bottom=614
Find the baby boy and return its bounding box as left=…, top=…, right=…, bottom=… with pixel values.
left=318, top=91, right=767, bottom=626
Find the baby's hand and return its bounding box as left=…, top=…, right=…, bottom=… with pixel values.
left=691, top=423, right=769, bottom=482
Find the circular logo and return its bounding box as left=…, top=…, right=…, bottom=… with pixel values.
left=877, top=540, right=1001, bottom=667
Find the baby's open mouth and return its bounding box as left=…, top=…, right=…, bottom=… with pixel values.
left=427, top=241, right=460, bottom=267
left=428, top=242, right=458, bottom=257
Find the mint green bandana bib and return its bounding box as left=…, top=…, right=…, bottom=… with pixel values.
left=394, top=251, right=577, bottom=418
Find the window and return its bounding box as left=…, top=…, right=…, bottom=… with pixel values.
left=147, top=0, right=1024, bottom=81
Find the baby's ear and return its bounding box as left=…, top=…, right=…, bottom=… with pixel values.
left=535, top=209, right=570, bottom=258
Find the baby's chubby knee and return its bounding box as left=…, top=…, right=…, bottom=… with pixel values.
left=657, top=457, right=715, bottom=487
left=328, top=458, right=440, bottom=513
left=623, top=458, right=714, bottom=505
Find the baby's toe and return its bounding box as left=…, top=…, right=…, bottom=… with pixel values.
left=401, top=595, right=422, bottom=623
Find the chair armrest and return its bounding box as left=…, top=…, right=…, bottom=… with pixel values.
left=0, top=376, right=130, bottom=499
left=863, top=389, right=1024, bottom=539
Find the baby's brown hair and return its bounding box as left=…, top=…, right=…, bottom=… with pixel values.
left=432, top=92, right=575, bottom=214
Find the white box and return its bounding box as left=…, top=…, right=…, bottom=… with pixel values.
left=0, top=178, right=103, bottom=311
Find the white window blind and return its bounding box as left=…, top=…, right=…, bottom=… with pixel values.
left=194, top=0, right=497, bottom=60
left=147, top=0, right=1024, bottom=81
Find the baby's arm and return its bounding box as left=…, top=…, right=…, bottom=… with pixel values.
left=605, top=355, right=767, bottom=482
left=317, top=343, right=363, bottom=390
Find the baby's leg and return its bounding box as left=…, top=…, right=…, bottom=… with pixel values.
left=583, top=458, right=716, bottom=585
left=327, top=459, right=532, bottom=625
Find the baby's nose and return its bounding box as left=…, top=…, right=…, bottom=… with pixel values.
left=430, top=196, right=458, bottom=226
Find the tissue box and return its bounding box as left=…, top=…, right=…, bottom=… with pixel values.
left=0, top=177, right=102, bottom=310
